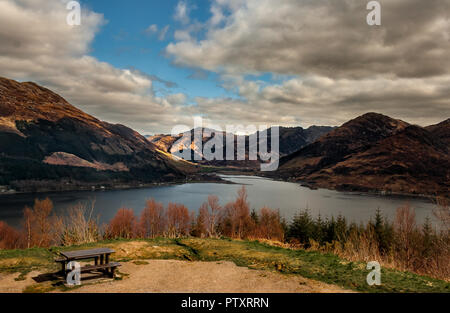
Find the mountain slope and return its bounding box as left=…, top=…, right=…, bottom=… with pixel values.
left=0, top=77, right=183, bottom=191
left=277, top=113, right=449, bottom=196
left=426, top=118, right=450, bottom=147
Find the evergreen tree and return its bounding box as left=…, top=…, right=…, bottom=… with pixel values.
left=287, top=209, right=314, bottom=246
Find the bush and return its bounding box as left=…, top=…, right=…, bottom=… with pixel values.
left=57, top=201, right=101, bottom=246
left=105, top=208, right=137, bottom=239
left=138, top=199, right=166, bottom=238
left=0, top=221, right=23, bottom=249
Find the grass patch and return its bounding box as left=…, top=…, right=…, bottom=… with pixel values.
left=22, top=283, right=56, bottom=293
left=178, top=238, right=450, bottom=293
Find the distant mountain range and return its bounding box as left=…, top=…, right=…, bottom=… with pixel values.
left=0, top=77, right=448, bottom=197
left=147, top=125, right=336, bottom=168
left=275, top=113, right=450, bottom=197
left=0, top=77, right=183, bottom=192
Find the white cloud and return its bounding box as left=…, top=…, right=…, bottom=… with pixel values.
left=185, top=74, right=450, bottom=128
left=0, top=0, right=448, bottom=135
left=0, top=0, right=192, bottom=134
left=167, top=0, right=450, bottom=79
left=164, top=0, right=450, bottom=128
left=145, top=24, right=158, bottom=35
left=158, top=25, right=170, bottom=41
left=174, top=1, right=190, bottom=24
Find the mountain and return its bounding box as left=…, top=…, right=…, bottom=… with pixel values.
left=0, top=77, right=183, bottom=192
left=276, top=113, right=449, bottom=197
left=426, top=118, right=450, bottom=146
left=147, top=126, right=335, bottom=168
left=148, top=128, right=259, bottom=168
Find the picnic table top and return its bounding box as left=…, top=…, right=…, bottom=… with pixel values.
left=60, top=248, right=115, bottom=260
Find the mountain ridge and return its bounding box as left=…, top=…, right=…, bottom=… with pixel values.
left=0, top=76, right=184, bottom=192
left=275, top=113, right=449, bottom=197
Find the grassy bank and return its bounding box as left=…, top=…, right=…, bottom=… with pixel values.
left=0, top=238, right=448, bottom=293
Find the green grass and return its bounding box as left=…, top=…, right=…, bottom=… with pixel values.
left=0, top=238, right=448, bottom=293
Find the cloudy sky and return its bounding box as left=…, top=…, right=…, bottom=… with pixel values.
left=0, top=0, right=449, bottom=134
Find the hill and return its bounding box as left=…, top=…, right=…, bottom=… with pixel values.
left=0, top=77, right=184, bottom=192
left=276, top=113, right=450, bottom=196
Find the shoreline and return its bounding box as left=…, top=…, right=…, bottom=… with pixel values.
left=0, top=174, right=235, bottom=197
left=0, top=170, right=444, bottom=203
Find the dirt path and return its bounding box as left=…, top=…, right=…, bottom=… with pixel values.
left=67, top=260, right=352, bottom=293
left=0, top=271, right=41, bottom=293
left=0, top=260, right=353, bottom=293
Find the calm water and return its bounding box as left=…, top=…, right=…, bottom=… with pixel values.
left=0, top=175, right=439, bottom=228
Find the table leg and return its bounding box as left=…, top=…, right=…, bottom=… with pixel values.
left=61, top=261, right=66, bottom=276
left=95, top=256, right=99, bottom=266
left=105, top=254, right=111, bottom=275
left=100, top=254, right=104, bottom=265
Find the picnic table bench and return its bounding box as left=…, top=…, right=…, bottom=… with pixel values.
left=55, top=248, right=121, bottom=279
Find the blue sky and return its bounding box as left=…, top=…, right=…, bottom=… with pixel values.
left=82, top=0, right=238, bottom=101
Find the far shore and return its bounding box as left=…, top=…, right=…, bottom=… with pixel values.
left=0, top=170, right=442, bottom=203
left=0, top=173, right=235, bottom=196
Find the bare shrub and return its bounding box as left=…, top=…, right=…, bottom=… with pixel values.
left=393, top=205, right=419, bottom=270
left=194, top=195, right=222, bottom=238
left=206, top=195, right=222, bottom=237
left=254, top=207, right=284, bottom=241
left=139, top=199, right=166, bottom=238
left=167, top=203, right=190, bottom=238
left=220, top=186, right=252, bottom=238
left=340, top=226, right=382, bottom=263
left=57, top=201, right=101, bottom=246
left=22, top=198, right=58, bottom=248
left=0, top=221, right=23, bottom=249
left=105, top=208, right=137, bottom=239
left=192, top=202, right=208, bottom=238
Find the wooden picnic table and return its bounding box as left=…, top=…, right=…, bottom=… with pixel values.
left=57, top=248, right=120, bottom=278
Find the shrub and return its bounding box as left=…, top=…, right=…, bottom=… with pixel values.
left=254, top=207, right=284, bottom=241
left=57, top=201, right=101, bottom=246
left=139, top=199, right=166, bottom=238
left=105, top=208, right=137, bottom=239
left=166, top=203, right=191, bottom=238
left=22, top=198, right=58, bottom=248
left=219, top=186, right=252, bottom=239
left=0, top=221, right=23, bottom=249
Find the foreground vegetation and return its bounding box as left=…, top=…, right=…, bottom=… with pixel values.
left=0, top=187, right=448, bottom=282
left=0, top=237, right=448, bottom=293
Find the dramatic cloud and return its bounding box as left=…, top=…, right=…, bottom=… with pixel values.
left=0, top=0, right=192, bottom=134
left=0, top=0, right=448, bottom=134
left=188, top=74, right=450, bottom=128
left=165, top=0, right=450, bottom=127
left=167, top=0, right=450, bottom=79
